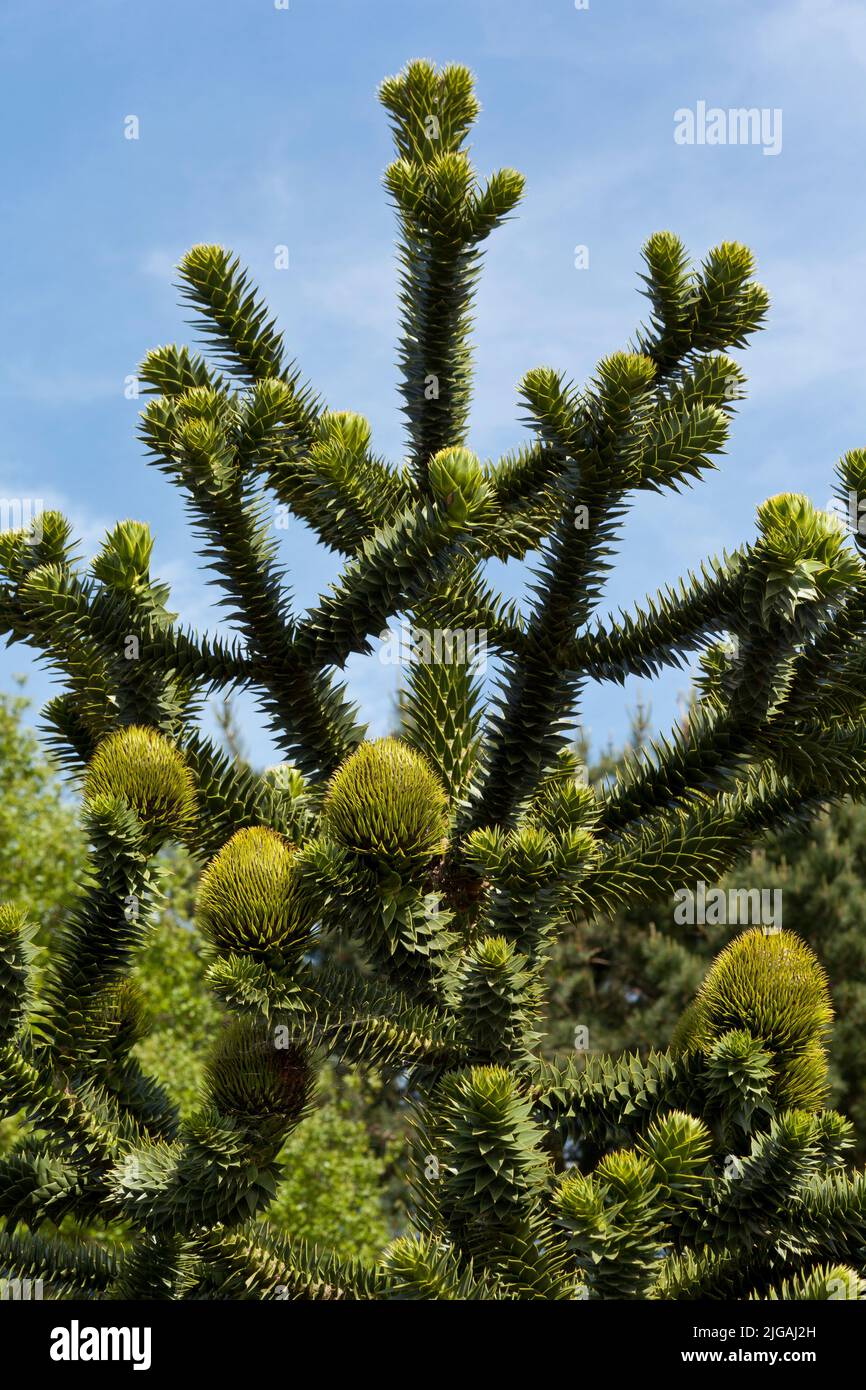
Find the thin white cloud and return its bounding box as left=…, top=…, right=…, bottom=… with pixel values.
left=746, top=249, right=866, bottom=397
left=758, top=0, right=866, bottom=72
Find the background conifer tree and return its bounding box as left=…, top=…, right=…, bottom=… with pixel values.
left=2, top=60, right=866, bottom=1300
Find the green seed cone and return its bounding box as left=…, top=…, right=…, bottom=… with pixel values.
left=205, top=1017, right=311, bottom=1125
left=195, top=826, right=312, bottom=962
left=675, top=928, right=833, bottom=1111
left=428, top=447, right=488, bottom=525
left=775, top=1042, right=831, bottom=1112
left=322, top=737, right=448, bottom=877
left=83, top=726, right=196, bottom=837
left=691, top=928, right=832, bottom=1055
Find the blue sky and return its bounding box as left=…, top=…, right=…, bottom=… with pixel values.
left=2, top=0, right=865, bottom=768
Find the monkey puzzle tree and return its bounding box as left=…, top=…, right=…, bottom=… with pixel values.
left=2, top=59, right=866, bottom=1300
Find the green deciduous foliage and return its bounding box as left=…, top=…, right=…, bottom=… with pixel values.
left=2, top=60, right=866, bottom=1300
left=0, top=688, right=82, bottom=935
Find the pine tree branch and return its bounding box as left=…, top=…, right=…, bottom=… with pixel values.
left=566, top=551, right=748, bottom=684
left=0, top=1230, right=118, bottom=1298
left=379, top=61, right=523, bottom=487
left=190, top=1227, right=382, bottom=1300
left=290, top=500, right=483, bottom=669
